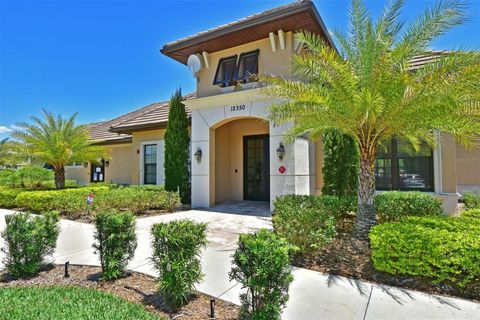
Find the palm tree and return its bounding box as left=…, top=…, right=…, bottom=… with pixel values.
left=263, top=0, right=480, bottom=238
left=0, top=138, right=11, bottom=166
left=11, top=110, right=109, bottom=189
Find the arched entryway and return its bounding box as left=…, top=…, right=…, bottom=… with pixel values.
left=212, top=117, right=270, bottom=204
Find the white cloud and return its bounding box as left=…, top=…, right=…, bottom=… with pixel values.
left=9, top=124, right=22, bottom=131
left=0, top=126, right=12, bottom=134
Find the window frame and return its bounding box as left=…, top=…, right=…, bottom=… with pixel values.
left=234, top=49, right=260, bottom=83
left=375, top=139, right=434, bottom=192
left=212, top=55, right=238, bottom=87
left=143, top=144, right=157, bottom=185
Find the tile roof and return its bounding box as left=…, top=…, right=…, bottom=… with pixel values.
left=110, top=92, right=195, bottom=134
left=85, top=92, right=196, bottom=143
left=408, top=50, right=449, bottom=70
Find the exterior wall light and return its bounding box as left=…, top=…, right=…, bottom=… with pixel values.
left=276, top=143, right=285, bottom=161
left=194, top=147, right=202, bottom=164
left=105, top=160, right=110, bottom=167
left=83, top=162, right=89, bottom=168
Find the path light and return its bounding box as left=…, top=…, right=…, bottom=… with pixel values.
left=276, top=142, right=285, bottom=161
left=64, top=261, right=70, bottom=278
left=194, top=147, right=202, bottom=164
left=210, top=299, right=215, bottom=318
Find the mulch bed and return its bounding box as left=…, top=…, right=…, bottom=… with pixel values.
left=294, top=229, right=480, bottom=302
left=0, top=265, right=239, bottom=319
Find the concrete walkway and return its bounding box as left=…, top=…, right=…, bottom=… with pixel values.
left=0, top=208, right=479, bottom=319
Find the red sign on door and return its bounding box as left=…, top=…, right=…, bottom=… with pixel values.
left=279, top=166, right=286, bottom=174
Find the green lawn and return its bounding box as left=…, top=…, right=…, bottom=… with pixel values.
left=0, top=286, right=162, bottom=320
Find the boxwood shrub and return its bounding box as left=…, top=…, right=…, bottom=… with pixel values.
left=370, top=216, right=480, bottom=286
left=0, top=188, right=25, bottom=208
left=374, top=191, right=443, bottom=222
left=93, top=211, right=137, bottom=280
left=229, top=229, right=296, bottom=320
left=1, top=211, right=60, bottom=278
left=273, top=195, right=354, bottom=253
left=463, top=192, right=480, bottom=210
left=151, top=219, right=208, bottom=311
left=13, top=186, right=179, bottom=216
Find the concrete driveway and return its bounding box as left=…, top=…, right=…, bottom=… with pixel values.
left=0, top=208, right=479, bottom=319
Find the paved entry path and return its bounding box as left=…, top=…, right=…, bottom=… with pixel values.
left=0, top=208, right=478, bottom=319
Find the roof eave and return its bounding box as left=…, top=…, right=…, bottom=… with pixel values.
left=160, top=1, right=337, bottom=60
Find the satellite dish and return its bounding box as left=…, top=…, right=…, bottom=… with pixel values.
left=187, top=54, right=203, bottom=76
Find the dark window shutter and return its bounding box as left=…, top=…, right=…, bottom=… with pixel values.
left=235, top=49, right=259, bottom=82
left=213, top=55, right=237, bottom=86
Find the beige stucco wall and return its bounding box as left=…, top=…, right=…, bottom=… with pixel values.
left=214, top=118, right=269, bottom=203
left=105, top=144, right=132, bottom=184
left=440, top=134, right=458, bottom=194
left=131, top=129, right=166, bottom=185
left=65, top=165, right=89, bottom=185
left=196, top=32, right=294, bottom=98
left=455, top=141, right=480, bottom=193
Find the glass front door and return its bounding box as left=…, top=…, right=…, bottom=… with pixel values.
left=91, top=162, right=105, bottom=183
left=243, top=135, right=270, bottom=201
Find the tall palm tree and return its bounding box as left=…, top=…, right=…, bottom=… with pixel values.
left=263, top=0, right=480, bottom=238
left=11, top=110, right=109, bottom=189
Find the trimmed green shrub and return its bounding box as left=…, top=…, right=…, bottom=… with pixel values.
left=93, top=211, right=137, bottom=280
left=1, top=211, right=60, bottom=278
left=322, top=129, right=359, bottom=197
left=462, top=209, right=480, bottom=219
left=463, top=192, right=480, bottom=210
left=370, top=216, right=480, bottom=286
left=229, top=229, right=296, bottom=320
left=151, top=220, right=208, bottom=311
left=15, top=186, right=109, bottom=214
left=0, top=188, right=25, bottom=208
left=14, top=186, right=179, bottom=216
left=374, top=191, right=443, bottom=222
left=273, top=195, right=354, bottom=252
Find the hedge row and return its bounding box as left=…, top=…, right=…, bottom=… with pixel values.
left=370, top=216, right=480, bottom=286
left=463, top=192, right=480, bottom=210
left=1, top=186, right=179, bottom=215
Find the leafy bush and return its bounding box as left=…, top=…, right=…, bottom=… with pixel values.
left=463, top=192, right=480, bottom=210
left=370, top=216, right=480, bottom=286
left=0, top=188, right=25, bottom=208
left=229, top=229, right=296, bottom=320
left=41, top=179, right=79, bottom=189
left=1, top=211, right=60, bottom=278
left=0, top=167, right=53, bottom=189
left=93, top=211, right=137, bottom=280
left=151, top=220, right=208, bottom=311
left=273, top=195, right=354, bottom=252
left=374, top=191, right=443, bottom=222
left=462, top=209, right=480, bottom=219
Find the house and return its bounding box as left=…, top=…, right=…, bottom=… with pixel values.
left=66, top=0, right=480, bottom=213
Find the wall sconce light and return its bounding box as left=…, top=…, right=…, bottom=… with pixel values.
left=194, top=147, right=202, bottom=164
left=276, top=142, right=285, bottom=161
left=105, top=160, right=110, bottom=167
left=83, top=162, right=88, bottom=168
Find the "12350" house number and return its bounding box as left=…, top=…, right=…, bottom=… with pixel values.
left=230, top=104, right=246, bottom=111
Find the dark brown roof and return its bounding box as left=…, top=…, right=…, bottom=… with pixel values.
left=109, top=92, right=196, bottom=134
left=161, top=0, right=335, bottom=65
left=85, top=92, right=195, bottom=143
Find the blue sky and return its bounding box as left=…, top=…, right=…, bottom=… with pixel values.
left=1, top=0, right=479, bottom=138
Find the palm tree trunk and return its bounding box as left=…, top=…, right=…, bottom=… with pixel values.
left=54, top=166, right=65, bottom=189
left=356, top=149, right=376, bottom=239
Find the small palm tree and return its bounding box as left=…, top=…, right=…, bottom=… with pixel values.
left=264, top=0, right=480, bottom=237
left=11, top=110, right=109, bottom=189
left=0, top=138, right=11, bottom=166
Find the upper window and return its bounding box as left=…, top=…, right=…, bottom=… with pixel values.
left=375, top=139, right=434, bottom=191
left=213, top=55, right=237, bottom=87
left=234, top=50, right=259, bottom=83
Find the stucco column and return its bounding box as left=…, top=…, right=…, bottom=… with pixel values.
left=191, top=109, right=212, bottom=208
left=269, top=122, right=315, bottom=210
